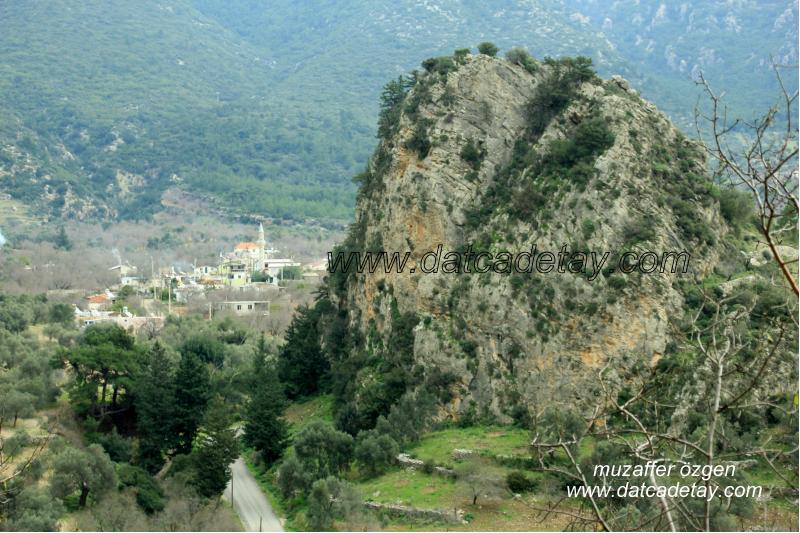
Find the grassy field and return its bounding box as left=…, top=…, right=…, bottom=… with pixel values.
left=253, top=395, right=800, bottom=531
left=407, top=425, right=529, bottom=466
left=284, top=394, right=334, bottom=435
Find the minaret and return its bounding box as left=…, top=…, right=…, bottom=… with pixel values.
left=256, top=222, right=267, bottom=264
left=257, top=222, right=266, bottom=248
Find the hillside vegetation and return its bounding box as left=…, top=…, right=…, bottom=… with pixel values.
left=0, top=1, right=795, bottom=222
left=256, top=50, right=798, bottom=531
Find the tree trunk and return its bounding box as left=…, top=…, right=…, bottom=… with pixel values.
left=472, top=494, right=477, bottom=505
left=79, top=481, right=90, bottom=508
left=13, top=413, right=18, bottom=427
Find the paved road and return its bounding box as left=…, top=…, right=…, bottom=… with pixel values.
left=225, top=457, right=283, bottom=532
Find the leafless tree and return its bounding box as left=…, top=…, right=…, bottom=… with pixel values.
left=695, top=64, right=799, bottom=295
left=527, top=286, right=797, bottom=531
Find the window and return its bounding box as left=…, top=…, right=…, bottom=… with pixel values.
left=237, top=305, right=242, bottom=310
left=248, top=304, right=253, bottom=310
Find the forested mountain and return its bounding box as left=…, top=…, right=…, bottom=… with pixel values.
left=0, top=1, right=796, bottom=222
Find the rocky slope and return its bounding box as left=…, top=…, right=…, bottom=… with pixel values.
left=327, top=53, right=730, bottom=425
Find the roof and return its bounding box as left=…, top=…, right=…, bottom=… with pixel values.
left=87, top=294, right=110, bottom=304
left=235, top=242, right=260, bottom=250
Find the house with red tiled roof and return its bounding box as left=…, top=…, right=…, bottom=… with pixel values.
left=86, top=290, right=116, bottom=311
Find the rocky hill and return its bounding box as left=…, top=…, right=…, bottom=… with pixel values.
left=322, top=52, right=738, bottom=430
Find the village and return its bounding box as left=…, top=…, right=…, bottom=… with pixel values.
left=73, top=223, right=328, bottom=334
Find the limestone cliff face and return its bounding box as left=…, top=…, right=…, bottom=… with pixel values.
left=332, top=54, right=726, bottom=421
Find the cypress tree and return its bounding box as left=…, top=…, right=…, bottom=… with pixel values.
left=243, top=335, right=288, bottom=463
left=135, top=342, right=176, bottom=473
left=191, top=396, right=239, bottom=498
left=172, top=350, right=210, bottom=454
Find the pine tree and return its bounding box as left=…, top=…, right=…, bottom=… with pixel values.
left=54, top=226, right=73, bottom=251
left=135, top=342, right=176, bottom=473
left=191, top=396, right=239, bottom=498
left=172, top=351, right=210, bottom=454
left=278, top=305, right=329, bottom=398
left=243, top=335, right=288, bottom=463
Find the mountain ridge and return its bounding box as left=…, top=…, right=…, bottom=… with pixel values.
left=0, top=1, right=795, bottom=222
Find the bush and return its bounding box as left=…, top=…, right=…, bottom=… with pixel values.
left=294, top=422, right=354, bottom=479
left=460, top=139, right=485, bottom=170
left=506, top=471, right=537, bottom=493
left=454, top=48, right=470, bottom=63
left=277, top=455, right=313, bottom=499
left=406, top=122, right=432, bottom=158
left=527, top=56, right=596, bottom=136
left=581, top=218, right=596, bottom=239
left=307, top=477, right=362, bottom=531
left=421, top=56, right=457, bottom=76
left=116, top=464, right=165, bottom=514
left=623, top=218, right=656, bottom=245
left=506, top=47, right=537, bottom=73
left=354, top=434, right=398, bottom=477
left=718, top=186, right=754, bottom=231
left=180, top=334, right=225, bottom=368
left=3, top=431, right=31, bottom=457
left=608, top=276, right=627, bottom=290
left=371, top=391, right=437, bottom=447
left=477, top=42, right=499, bottom=57
left=95, top=428, right=132, bottom=463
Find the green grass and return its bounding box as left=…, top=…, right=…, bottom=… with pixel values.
left=407, top=425, right=530, bottom=465
left=358, top=468, right=459, bottom=508
left=285, top=394, right=334, bottom=436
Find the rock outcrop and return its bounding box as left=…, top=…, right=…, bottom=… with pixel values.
left=328, top=53, right=727, bottom=423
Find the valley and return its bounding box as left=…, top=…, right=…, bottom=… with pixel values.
left=0, top=3, right=797, bottom=532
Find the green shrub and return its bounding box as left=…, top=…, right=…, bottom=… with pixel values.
left=454, top=48, right=470, bottom=63
left=95, top=428, right=132, bottom=463
left=477, top=42, right=499, bottom=57
left=506, top=471, right=537, bottom=493
left=527, top=56, right=596, bottom=136
left=608, top=276, right=627, bottom=289
left=277, top=455, right=313, bottom=498
left=581, top=218, right=596, bottom=239
left=506, top=47, right=537, bottom=73
left=117, top=464, right=164, bottom=514
left=460, top=139, right=485, bottom=169
left=623, top=218, right=656, bottom=245
left=406, top=121, right=432, bottom=158
left=294, top=422, right=354, bottom=479
left=3, top=431, right=31, bottom=457
left=354, top=434, right=398, bottom=477
left=421, top=56, right=457, bottom=76
left=718, top=186, right=754, bottom=231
